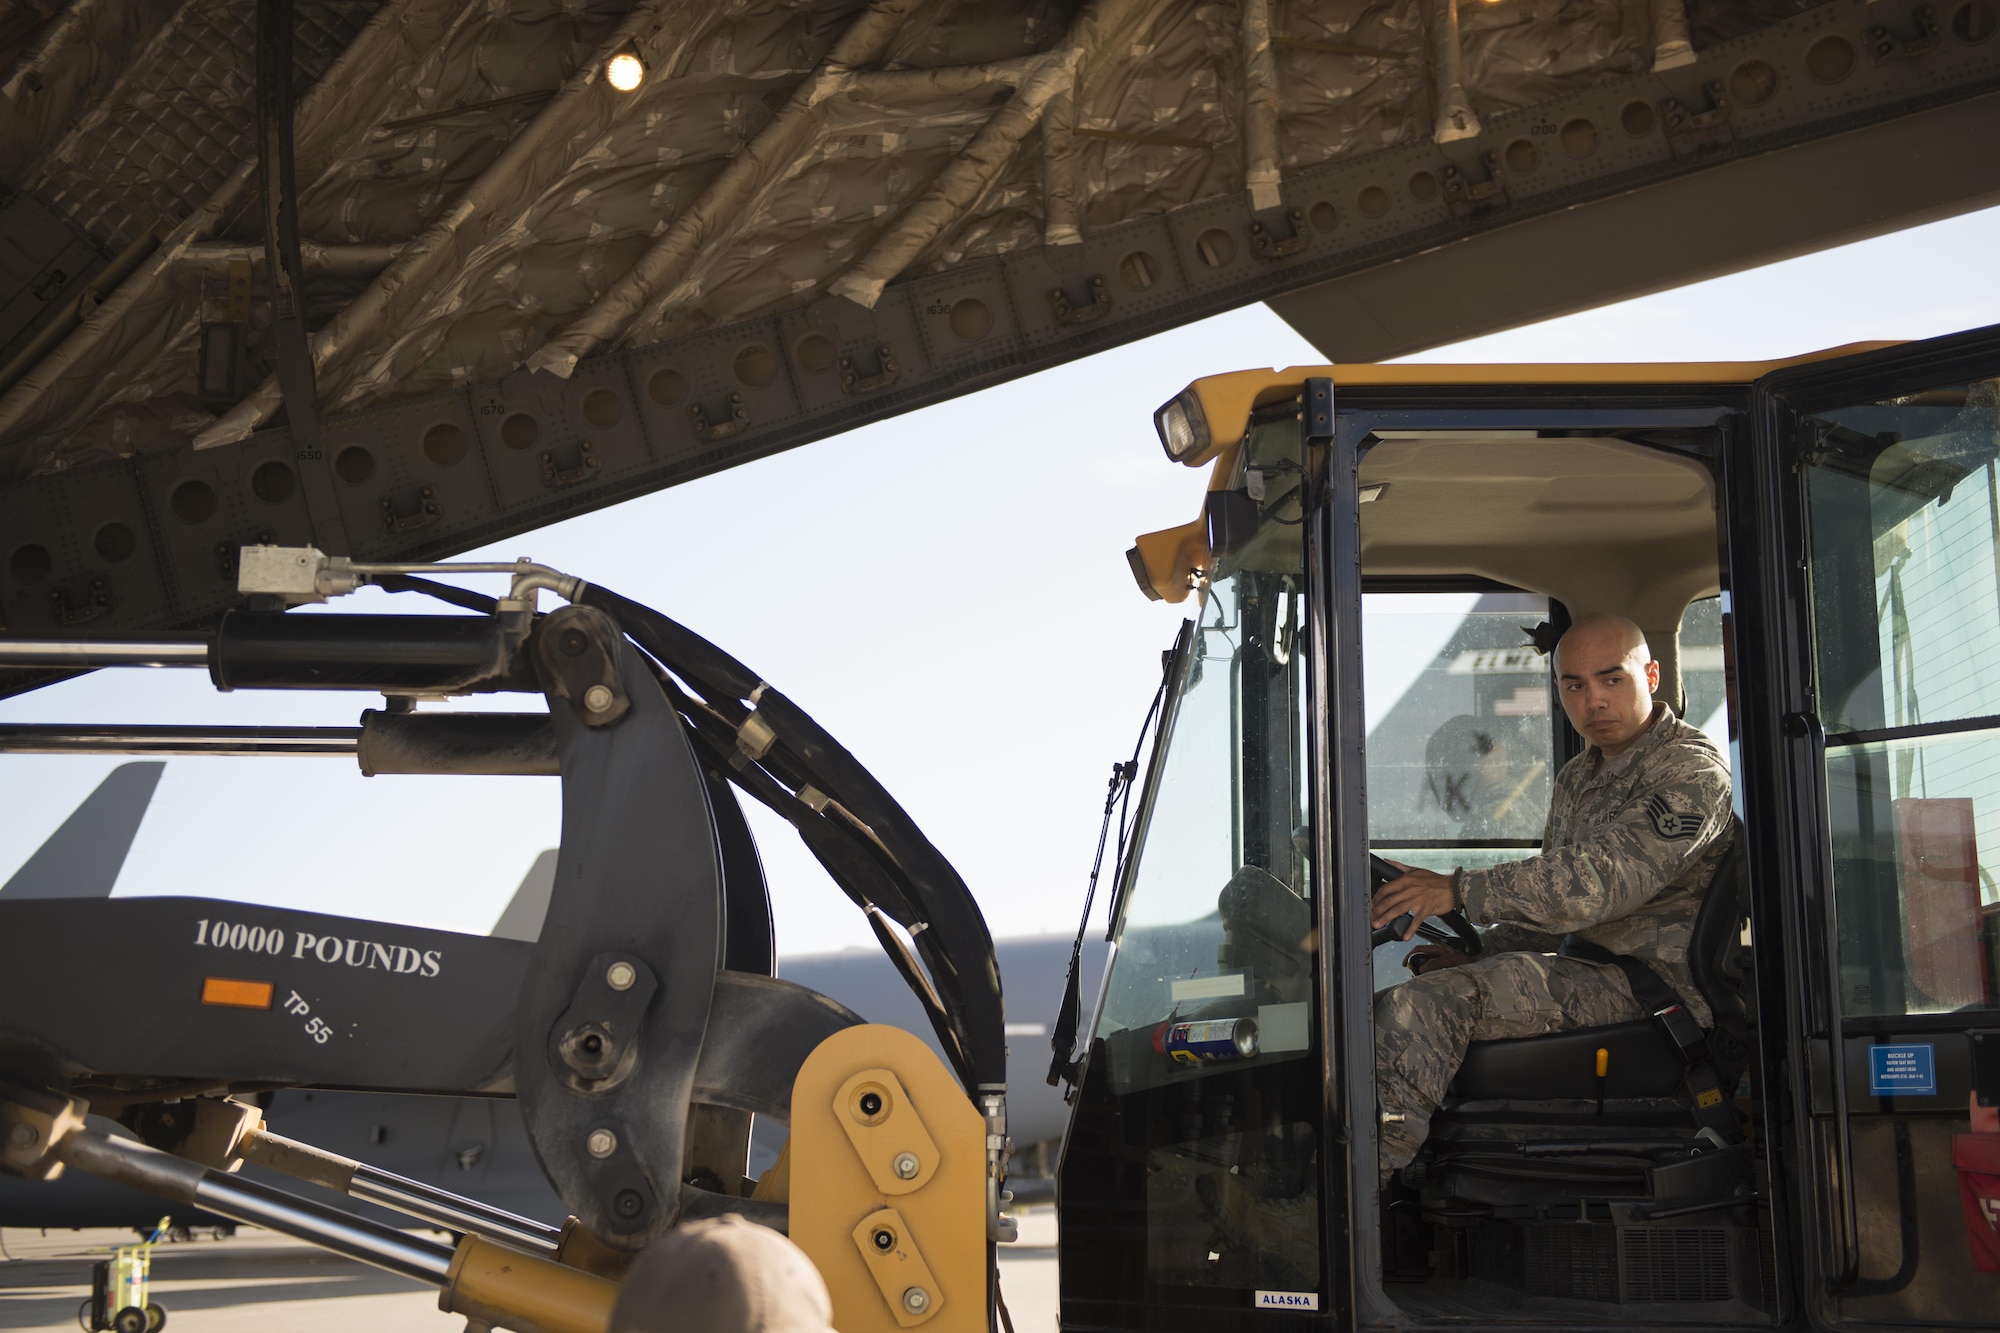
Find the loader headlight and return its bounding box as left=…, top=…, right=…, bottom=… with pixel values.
left=1154, top=392, right=1211, bottom=464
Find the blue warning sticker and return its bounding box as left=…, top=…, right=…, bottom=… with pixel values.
left=1869, top=1043, right=1937, bottom=1096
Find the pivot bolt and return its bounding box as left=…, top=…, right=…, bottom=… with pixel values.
left=614, top=1189, right=645, bottom=1219
left=587, top=1129, right=618, bottom=1158
left=892, top=1151, right=920, bottom=1180
left=6, top=1123, right=37, bottom=1149
left=858, top=1091, right=884, bottom=1118
left=583, top=685, right=614, bottom=713
left=606, top=961, right=636, bottom=991
left=902, top=1287, right=930, bottom=1315
left=871, top=1227, right=895, bottom=1252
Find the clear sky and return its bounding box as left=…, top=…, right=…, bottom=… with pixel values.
left=5, top=205, right=1999, bottom=956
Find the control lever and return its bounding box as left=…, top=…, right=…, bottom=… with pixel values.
left=1365, top=853, right=1483, bottom=956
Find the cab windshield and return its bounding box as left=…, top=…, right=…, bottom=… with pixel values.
left=1096, top=416, right=1314, bottom=1093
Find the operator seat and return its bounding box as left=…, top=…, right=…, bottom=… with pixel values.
left=1410, top=827, right=1753, bottom=1204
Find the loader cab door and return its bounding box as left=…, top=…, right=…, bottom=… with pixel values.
left=1326, top=380, right=1769, bottom=1327
left=1748, top=326, right=2000, bottom=1328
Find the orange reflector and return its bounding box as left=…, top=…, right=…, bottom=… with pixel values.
left=202, top=977, right=274, bottom=1009
left=1595, top=1047, right=1609, bottom=1078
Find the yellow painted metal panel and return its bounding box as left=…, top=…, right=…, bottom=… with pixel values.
left=790, top=1025, right=986, bottom=1333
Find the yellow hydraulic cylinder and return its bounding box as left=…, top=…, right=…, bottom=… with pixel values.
left=553, top=1218, right=637, bottom=1282
left=441, top=1234, right=619, bottom=1333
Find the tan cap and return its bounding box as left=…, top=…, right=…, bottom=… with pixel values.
left=609, top=1215, right=835, bottom=1333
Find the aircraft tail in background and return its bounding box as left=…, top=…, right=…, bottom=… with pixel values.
left=0, top=761, right=164, bottom=900
left=489, top=848, right=557, bottom=942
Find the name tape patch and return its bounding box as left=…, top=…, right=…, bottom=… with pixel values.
left=1255, top=1291, right=1319, bottom=1311
left=1869, top=1042, right=1937, bottom=1096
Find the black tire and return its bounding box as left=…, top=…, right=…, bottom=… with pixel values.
left=111, top=1306, right=147, bottom=1333
left=145, top=1304, right=166, bottom=1332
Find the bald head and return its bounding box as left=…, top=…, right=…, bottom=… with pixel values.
left=1554, top=612, right=1661, bottom=756
left=1555, top=612, right=1649, bottom=673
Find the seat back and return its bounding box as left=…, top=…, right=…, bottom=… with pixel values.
left=1685, top=822, right=1752, bottom=1080
left=1686, top=824, right=1748, bottom=1024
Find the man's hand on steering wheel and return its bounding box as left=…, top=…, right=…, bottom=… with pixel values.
left=1370, top=862, right=1458, bottom=941
left=1403, top=946, right=1470, bottom=976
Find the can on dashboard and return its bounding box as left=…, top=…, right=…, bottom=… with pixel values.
left=1154, top=1016, right=1259, bottom=1065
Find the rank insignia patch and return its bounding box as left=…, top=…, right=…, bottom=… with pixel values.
left=1646, top=793, right=1704, bottom=840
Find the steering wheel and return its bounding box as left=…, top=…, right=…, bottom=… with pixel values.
left=1366, top=853, right=1483, bottom=956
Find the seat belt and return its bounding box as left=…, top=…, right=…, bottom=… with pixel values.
left=1559, top=934, right=1742, bottom=1142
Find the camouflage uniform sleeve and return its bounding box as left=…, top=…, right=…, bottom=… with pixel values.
left=1460, top=790, right=1564, bottom=954
left=1456, top=749, right=1732, bottom=936
left=1477, top=920, right=1566, bottom=954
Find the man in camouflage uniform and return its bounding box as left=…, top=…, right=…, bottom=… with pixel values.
left=1368, top=612, right=1734, bottom=1184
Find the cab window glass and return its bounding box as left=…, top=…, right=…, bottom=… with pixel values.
left=1362, top=592, right=1556, bottom=978
left=1809, top=380, right=2000, bottom=734
left=1803, top=378, right=2000, bottom=1016
left=1363, top=590, right=1556, bottom=851
left=1680, top=594, right=1730, bottom=758
left=1096, top=566, right=1314, bottom=1082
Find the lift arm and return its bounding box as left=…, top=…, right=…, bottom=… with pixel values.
left=0, top=548, right=1013, bottom=1330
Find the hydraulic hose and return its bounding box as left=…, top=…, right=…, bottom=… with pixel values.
left=270, top=570, right=1003, bottom=1098
left=663, top=692, right=973, bottom=1084
left=577, top=581, right=1007, bottom=1096
left=373, top=573, right=500, bottom=615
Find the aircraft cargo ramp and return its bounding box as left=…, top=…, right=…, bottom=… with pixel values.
left=4, top=0, right=2000, bottom=678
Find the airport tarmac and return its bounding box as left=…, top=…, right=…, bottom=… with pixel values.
left=0, top=1209, right=1059, bottom=1331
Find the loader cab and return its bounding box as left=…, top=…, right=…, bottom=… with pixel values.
left=1056, top=325, right=2000, bottom=1332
